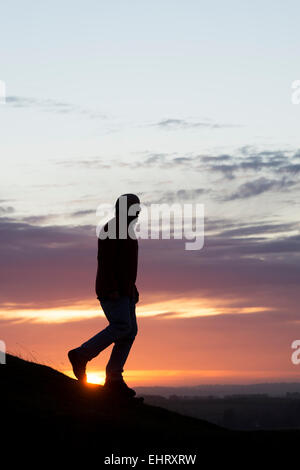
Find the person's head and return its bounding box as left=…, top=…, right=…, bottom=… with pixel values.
left=115, top=193, right=141, bottom=224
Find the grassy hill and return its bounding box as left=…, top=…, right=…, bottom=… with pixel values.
left=1, top=354, right=299, bottom=465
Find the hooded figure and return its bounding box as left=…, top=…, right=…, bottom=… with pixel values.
left=95, top=193, right=140, bottom=301
left=68, top=194, right=141, bottom=398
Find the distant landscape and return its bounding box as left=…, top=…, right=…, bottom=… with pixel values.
left=136, top=382, right=300, bottom=398
left=136, top=383, right=300, bottom=430
left=140, top=393, right=300, bottom=431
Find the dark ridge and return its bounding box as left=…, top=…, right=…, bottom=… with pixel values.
left=1, top=354, right=299, bottom=464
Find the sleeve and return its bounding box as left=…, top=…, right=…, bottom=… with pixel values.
left=99, top=237, right=119, bottom=293
left=134, top=284, right=139, bottom=303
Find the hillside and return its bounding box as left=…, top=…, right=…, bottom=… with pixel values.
left=1, top=354, right=299, bottom=465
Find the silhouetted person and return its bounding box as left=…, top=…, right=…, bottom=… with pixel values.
left=68, top=194, right=141, bottom=397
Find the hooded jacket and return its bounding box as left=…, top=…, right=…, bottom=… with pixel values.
left=95, top=217, right=139, bottom=301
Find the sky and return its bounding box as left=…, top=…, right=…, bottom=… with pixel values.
left=1, top=0, right=300, bottom=385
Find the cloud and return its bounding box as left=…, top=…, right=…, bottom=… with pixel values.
left=0, top=215, right=299, bottom=316
left=20, top=211, right=96, bottom=224
left=201, top=154, right=232, bottom=162
left=153, top=118, right=237, bottom=130
left=125, top=147, right=300, bottom=175
left=144, top=188, right=206, bottom=204
left=21, top=215, right=57, bottom=224
left=71, top=209, right=95, bottom=217
left=279, top=164, right=300, bottom=175
left=2, top=308, right=300, bottom=375
left=161, top=148, right=300, bottom=181
left=50, top=147, right=300, bottom=210
left=226, top=177, right=297, bottom=200
left=217, top=222, right=298, bottom=238
left=293, top=151, right=300, bottom=159
left=57, top=158, right=111, bottom=169
left=6, top=96, right=107, bottom=120
left=0, top=206, right=14, bottom=215
left=202, top=150, right=291, bottom=179
left=0, top=217, right=95, bottom=309
left=53, top=148, right=300, bottom=182
left=206, top=164, right=239, bottom=180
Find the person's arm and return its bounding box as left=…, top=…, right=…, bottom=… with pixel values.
left=134, top=285, right=139, bottom=304
left=99, top=237, right=120, bottom=299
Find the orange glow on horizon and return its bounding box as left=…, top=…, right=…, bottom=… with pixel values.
left=0, top=297, right=273, bottom=323
left=64, top=368, right=300, bottom=387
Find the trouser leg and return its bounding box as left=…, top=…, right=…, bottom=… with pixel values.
left=106, top=297, right=138, bottom=380
left=77, top=296, right=134, bottom=362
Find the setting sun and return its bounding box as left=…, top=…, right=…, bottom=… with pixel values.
left=86, top=372, right=105, bottom=385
